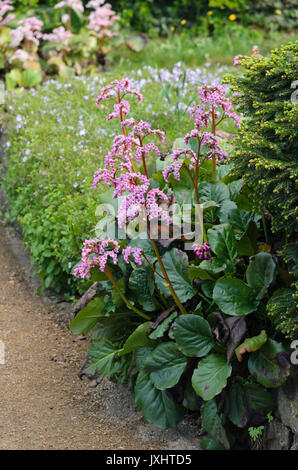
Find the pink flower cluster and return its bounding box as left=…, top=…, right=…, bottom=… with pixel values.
left=92, top=78, right=171, bottom=229
left=162, top=85, right=238, bottom=183
left=74, top=239, right=144, bottom=279
left=96, top=77, right=143, bottom=107
left=193, top=242, right=210, bottom=259
left=87, top=0, right=119, bottom=38
left=196, top=85, right=241, bottom=128
left=54, top=0, right=84, bottom=13
left=10, top=17, right=44, bottom=47
left=74, top=238, right=120, bottom=278
left=122, top=246, right=143, bottom=265
left=0, top=0, right=15, bottom=26
left=43, top=26, right=73, bottom=45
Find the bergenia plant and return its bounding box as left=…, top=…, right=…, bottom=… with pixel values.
left=54, top=0, right=84, bottom=31
left=86, top=0, right=119, bottom=39
left=10, top=17, right=44, bottom=49
left=0, top=0, right=14, bottom=27
left=70, top=77, right=292, bottom=450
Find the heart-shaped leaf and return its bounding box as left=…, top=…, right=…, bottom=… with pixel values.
left=192, top=354, right=232, bottom=400
left=145, top=342, right=187, bottom=390
left=134, top=372, right=184, bottom=428
left=213, top=277, right=259, bottom=316
left=172, top=314, right=214, bottom=357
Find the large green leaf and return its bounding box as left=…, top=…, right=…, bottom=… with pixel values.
left=227, top=209, right=261, bottom=237
left=119, top=322, right=153, bottom=356
left=246, top=253, right=276, bottom=300
left=69, top=297, right=105, bottom=335
left=155, top=248, right=195, bottom=302
left=218, top=200, right=237, bottom=223
left=129, top=265, right=156, bottom=311
left=228, top=378, right=275, bottom=428
left=248, top=339, right=290, bottom=388
left=86, top=338, right=119, bottom=377
left=134, top=372, right=184, bottom=428
left=213, top=278, right=259, bottom=316
left=198, top=181, right=230, bottom=205
left=23, top=69, right=42, bottom=88
left=144, top=342, right=187, bottom=390
left=201, top=400, right=230, bottom=449
left=172, top=314, right=214, bottom=357
left=207, top=224, right=237, bottom=261
left=192, top=354, right=232, bottom=400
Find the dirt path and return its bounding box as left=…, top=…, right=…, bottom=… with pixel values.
left=0, top=224, right=169, bottom=450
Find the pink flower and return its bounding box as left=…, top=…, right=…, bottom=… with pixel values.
left=197, top=85, right=241, bottom=128
left=10, top=17, right=44, bottom=47
left=54, top=0, right=84, bottom=12
left=146, top=189, right=172, bottom=223
left=74, top=238, right=120, bottom=278
left=122, top=246, right=143, bottom=265
left=233, top=54, right=245, bottom=66
left=193, top=242, right=210, bottom=259
left=43, top=26, right=73, bottom=45
left=163, top=148, right=196, bottom=183
left=96, top=78, right=143, bottom=106
left=0, top=0, right=15, bottom=26
left=87, top=0, right=119, bottom=38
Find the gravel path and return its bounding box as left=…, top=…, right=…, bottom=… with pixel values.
left=0, top=224, right=169, bottom=450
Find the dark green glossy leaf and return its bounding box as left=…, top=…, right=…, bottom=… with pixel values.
left=201, top=399, right=230, bottom=449
left=213, top=277, right=259, bottom=316
left=145, top=342, right=187, bottom=390
left=246, top=253, right=276, bottom=300
left=172, top=314, right=214, bottom=357
left=207, top=224, right=237, bottom=261
left=192, top=354, right=232, bottom=400
left=129, top=265, right=156, bottom=311
left=236, top=221, right=259, bottom=256
left=228, top=379, right=275, bottom=428
left=134, top=372, right=184, bottom=428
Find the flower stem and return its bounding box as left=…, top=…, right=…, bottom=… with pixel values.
left=211, top=109, right=217, bottom=181
left=151, top=239, right=188, bottom=315
left=105, top=266, right=150, bottom=320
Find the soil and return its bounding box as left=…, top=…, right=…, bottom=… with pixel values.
left=0, top=222, right=199, bottom=450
